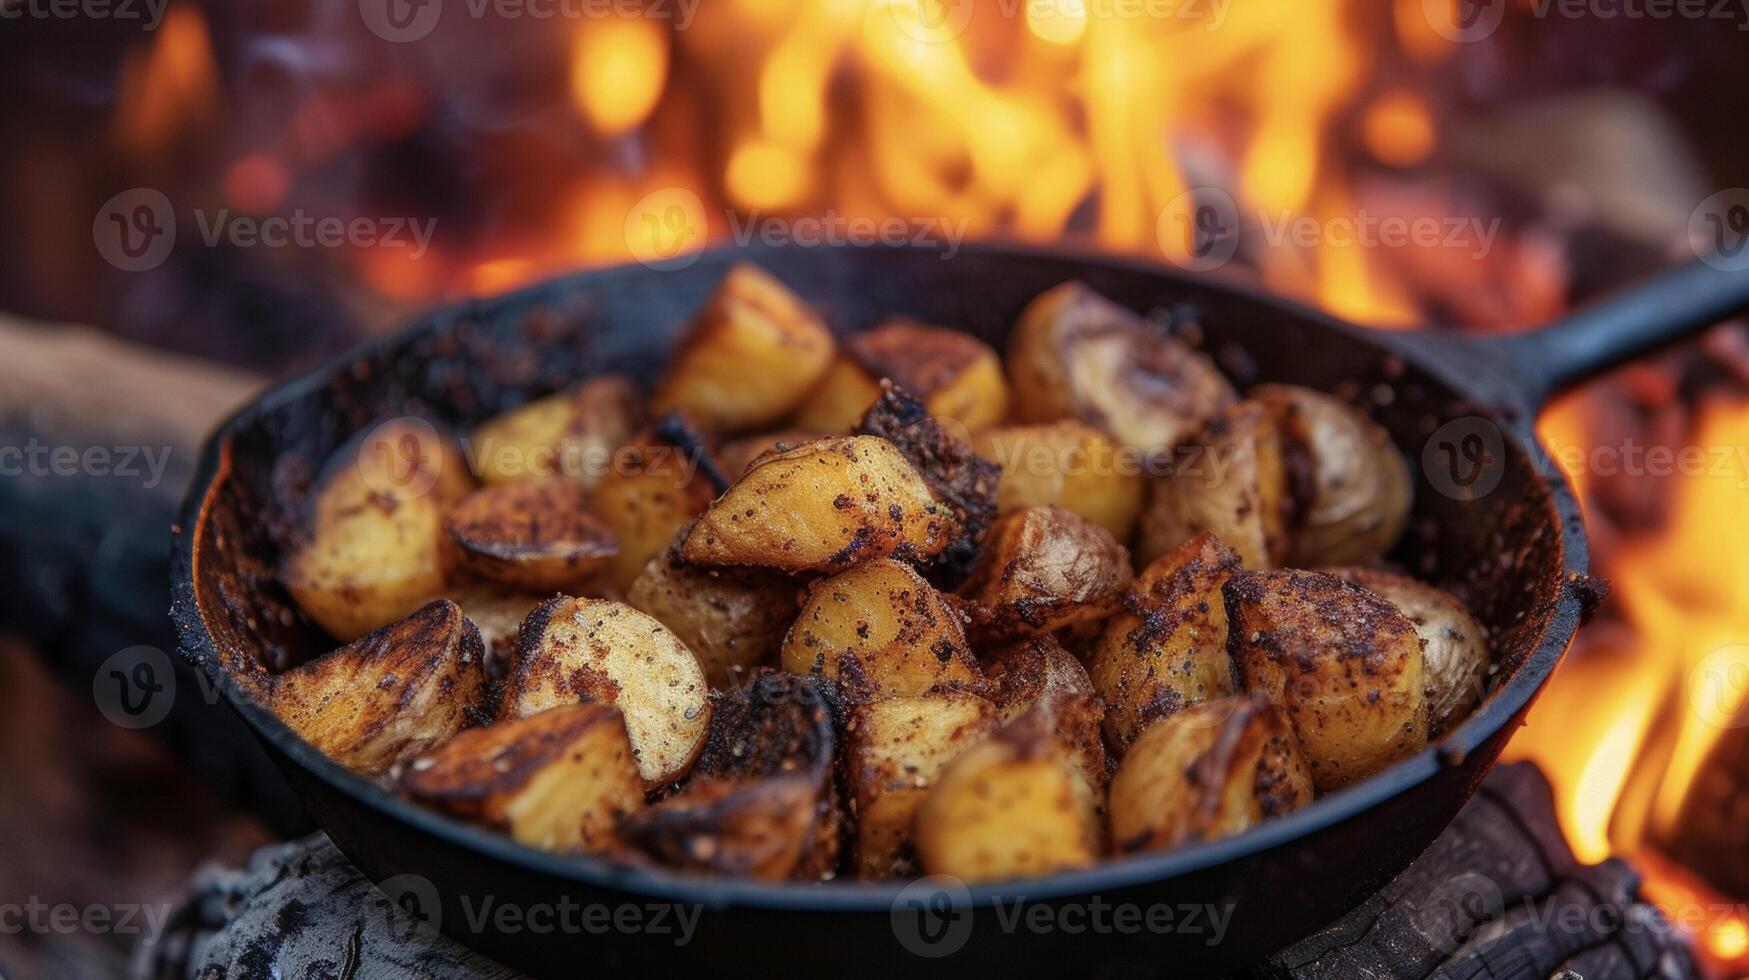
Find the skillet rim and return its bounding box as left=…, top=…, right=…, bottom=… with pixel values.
left=169, top=240, right=1587, bottom=912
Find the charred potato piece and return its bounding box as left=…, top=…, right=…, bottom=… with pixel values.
left=957, top=506, right=1132, bottom=639
left=506, top=597, right=711, bottom=786
left=1137, top=401, right=1289, bottom=570
left=1008, top=281, right=1235, bottom=453
left=794, top=321, right=1010, bottom=432
left=1108, top=697, right=1312, bottom=853
left=400, top=704, right=643, bottom=853
left=272, top=600, right=487, bottom=776
left=846, top=692, right=1001, bottom=878
left=983, top=636, right=1108, bottom=799
left=590, top=432, right=717, bottom=593
left=281, top=419, right=475, bottom=641
left=1225, top=569, right=1428, bottom=791
left=718, top=428, right=824, bottom=478
left=1090, top=532, right=1242, bottom=752
left=1329, top=567, right=1489, bottom=734
left=619, top=672, right=841, bottom=880
left=446, top=586, right=546, bottom=683
left=444, top=478, right=617, bottom=591
left=1251, top=384, right=1411, bottom=567
left=469, top=376, right=642, bottom=487
left=972, top=421, right=1144, bottom=541
left=780, top=558, right=980, bottom=699
left=627, top=539, right=802, bottom=689
left=651, top=263, right=836, bottom=432
left=681, top=435, right=957, bottom=574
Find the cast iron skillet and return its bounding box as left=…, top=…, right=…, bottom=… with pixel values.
left=171, top=243, right=1749, bottom=977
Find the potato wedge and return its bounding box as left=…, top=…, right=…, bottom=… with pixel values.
left=1224, top=569, right=1428, bottom=790
left=271, top=599, right=487, bottom=776
left=957, top=506, right=1131, bottom=640
left=590, top=432, right=717, bottom=593
left=1251, top=384, right=1411, bottom=567
left=400, top=704, right=643, bottom=853
left=505, top=597, right=711, bottom=786
left=983, top=637, right=1108, bottom=798
left=281, top=419, right=475, bottom=641
left=627, top=538, right=802, bottom=689
left=444, top=478, right=617, bottom=591
left=1090, top=532, right=1242, bottom=752
left=446, top=586, right=546, bottom=682
left=1008, top=281, right=1235, bottom=453
left=780, top=558, right=980, bottom=699
left=681, top=435, right=957, bottom=574
left=718, top=428, right=825, bottom=478
left=468, top=376, right=642, bottom=487
left=1137, top=401, right=1289, bottom=570
left=846, top=692, right=1001, bottom=878
left=1329, top=567, right=1489, bottom=734
left=1108, top=697, right=1312, bottom=853
left=651, top=263, right=836, bottom=432
left=794, top=320, right=1009, bottom=432
left=972, top=421, right=1144, bottom=541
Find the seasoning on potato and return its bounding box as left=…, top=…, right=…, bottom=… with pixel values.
left=973, top=420, right=1145, bottom=541
left=590, top=428, right=718, bottom=593
left=794, top=319, right=1010, bottom=432
left=1137, top=401, right=1289, bottom=570
left=627, top=537, right=802, bottom=689
left=956, top=505, right=1132, bottom=640
left=444, top=477, right=618, bottom=592
left=1328, top=566, right=1489, bottom=735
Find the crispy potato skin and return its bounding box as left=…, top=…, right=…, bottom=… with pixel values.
left=1224, top=569, right=1428, bottom=791
left=651, top=264, right=836, bottom=432
left=1138, top=402, right=1288, bottom=570
left=681, top=435, right=957, bottom=574
left=795, top=321, right=1010, bottom=432
left=444, top=477, right=617, bottom=591
left=590, top=433, right=716, bottom=593
left=445, top=586, right=546, bottom=684
left=272, top=600, right=487, bottom=776
left=469, top=376, right=642, bottom=487
left=972, top=422, right=1145, bottom=541
left=1090, top=532, right=1242, bottom=752
left=1107, top=697, right=1312, bottom=853
left=399, top=704, right=643, bottom=853
left=781, top=559, right=980, bottom=699
left=1328, top=567, right=1489, bottom=735
left=957, top=506, right=1131, bottom=640
left=627, top=539, right=801, bottom=689
left=983, top=637, right=1108, bottom=799
left=505, top=597, right=711, bottom=787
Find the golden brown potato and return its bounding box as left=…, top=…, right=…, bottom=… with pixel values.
left=1251, top=384, right=1411, bottom=567
left=680, top=435, right=957, bottom=574
left=1225, top=569, right=1428, bottom=790
left=505, top=597, right=711, bottom=787
left=271, top=600, right=487, bottom=776
left=793, top=321, right=1009, bottom=432
left=281, top=419, right=475, bottom=641
left=444, top=478, right=617, bottom=591
left=626, top=539, right=802, bottom=689
left=717, top=428, right=824, bottom=478
left=780, top=558, right=980, bottom=699
left=590, top=433, right=717, bottom=593
left=1090, top=532, right=1242, bottom=752
left=1007, top=281, right=1235, bottom=453
left=846, top=692, right=1000, bottom=878
left=399, top=704, right=643, bottom=853
left=446, top=586, right=546, bottom=682
left=982, top=637, right=1108, bottom=800
left=651, top=264, right=836, bottom=432
left=468, top=376, right=642, bottom=487
left=1107, top=697, right=1312, bottom=853
left=972, top=422, right=1145, bottom=541
left=1328, top=567, right=1489, bottom=734
left=956, top=506, right=1131, bottom=639
left=1137, top=401, right=1289, bottom=570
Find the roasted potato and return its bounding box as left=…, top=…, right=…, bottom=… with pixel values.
left=272, top=599, right=487, bottom=776
left=400, top=704, right=643, bottom=853
left=780, top=558, right=980, bottom=699
left=957, top=506, right=1131, bottom=639
left=1137, top=401, right=1289, bottom=570
left=444, top=478, right=617, bottom=591
left=718, top=428, right=824, bottom=478
left=794, top=320, right=1009, bottom=432
left=1107, top=697, right=1312, bottom=853
left=1090, top=532, right=1242, bottom=752
left=590, top=432, right=717, bottom=593
left=1007, top=281, right=1235, bottom=454
left=627, top=538, right=802, bottom=689
left=982, top=636, right=1108, bottom=800
left=505, top=597, right=711, bottom=786
left=446, top=586, right=546, bottom=682
left=681, top=435, right=956, bottom=574
left=651, top=263, right=836, bottom=432
left=1329, top=567, right=1489, bottom=734
left=468, top=376, right=642, bottom=487
left=281, top=419, right=475, bottom=641
left=972, top=421, right=1145, bottom=541
left=846, top=692, right=1000, bottom=878
left=1251, top=384, right=1411, bottom=567
left=619, top=672, right=842, bottom=880
left=1225, top=569, right=1428, bottom=790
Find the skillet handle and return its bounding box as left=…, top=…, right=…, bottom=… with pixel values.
left=1491, top=258, right=1749, bottom=404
